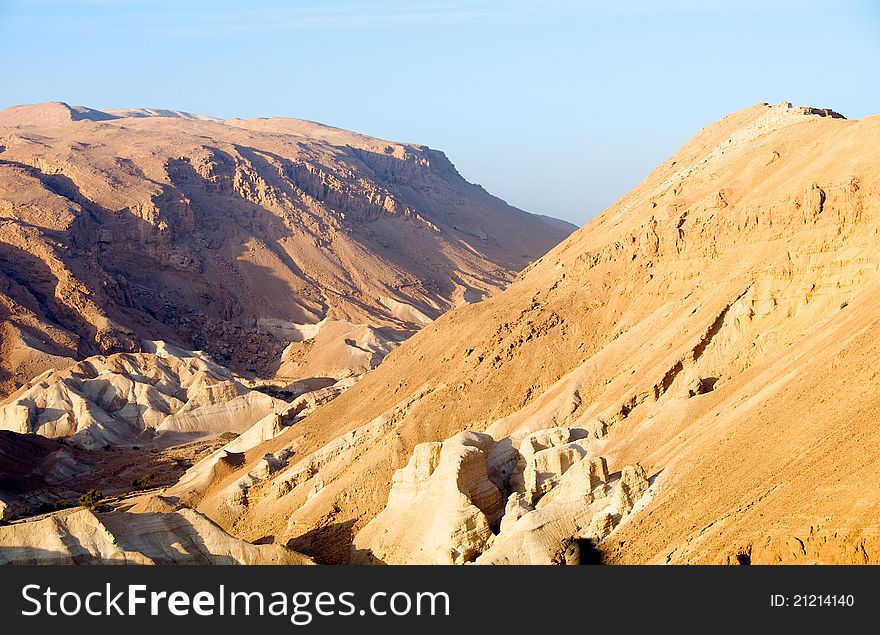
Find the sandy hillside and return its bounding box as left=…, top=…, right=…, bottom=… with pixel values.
left=173, top=102, right=880, bottom=564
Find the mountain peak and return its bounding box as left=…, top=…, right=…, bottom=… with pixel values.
left=0, top=101, right=118, bottom=126
left=767, top=101, right=846, bottom=119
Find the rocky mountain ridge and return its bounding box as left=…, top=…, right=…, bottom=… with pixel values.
left=0, top=101, right=573, bottom=396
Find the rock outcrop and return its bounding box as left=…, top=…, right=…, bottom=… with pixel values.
left=353, top=432, right=504, bottom=564
left=353, top=426, right=650, bottom=564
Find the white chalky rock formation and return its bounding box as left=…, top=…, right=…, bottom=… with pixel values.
left=478, top=443, right=648, bottom=564
left=353, top=426, right=650, bottom=564
left=0, top=342, right=283, bottom=448
left=352, top=431, right=504, bottom=564
left=0, top=507, right=312, bottom=564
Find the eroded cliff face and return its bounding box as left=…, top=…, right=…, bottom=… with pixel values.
left=351, top=428, right=650, bottom=565
left=0, top=102, right=573, bottom=396
left=176, top=102, right=880, bottom=564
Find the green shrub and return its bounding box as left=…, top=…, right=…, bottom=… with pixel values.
left=78, top=489, right=104, bottom=510
left=131, top=474, right=154, bottom=490
left=38, top=499, right=74, bottom=514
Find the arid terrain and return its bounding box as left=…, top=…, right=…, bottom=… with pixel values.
left=0, top=102, right=573, bottom=560
left=2, top=101, right=879, bottom=565
left=0, top=101, right=572, bottom=396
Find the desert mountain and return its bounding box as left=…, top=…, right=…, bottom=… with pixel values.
left=167, top=102, right=880, bottom=565
left=0, top=101, right=573, bottom=399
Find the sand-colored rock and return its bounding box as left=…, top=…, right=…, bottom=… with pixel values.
left=178, top=103, right=880, bottom=565
left=353, top=432, right=503, bottom=564
left=0, top=102, right=573, bottom=397
left=476, top=458, right=649, bottom=565
left=0, top=507, right=311, bottom=564
left=354, top=425, right=649, bottom=565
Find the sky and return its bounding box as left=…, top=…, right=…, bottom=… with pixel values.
left=0, top=1, right=878, bottom=225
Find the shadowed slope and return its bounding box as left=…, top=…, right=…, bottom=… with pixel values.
left=0, top=102, right=573, bottom=396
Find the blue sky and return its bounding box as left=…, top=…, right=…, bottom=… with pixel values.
left=1, top=1, right=878, bottom=225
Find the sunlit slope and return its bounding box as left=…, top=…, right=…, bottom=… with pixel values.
left=180, top=102, right=880, bottom=563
